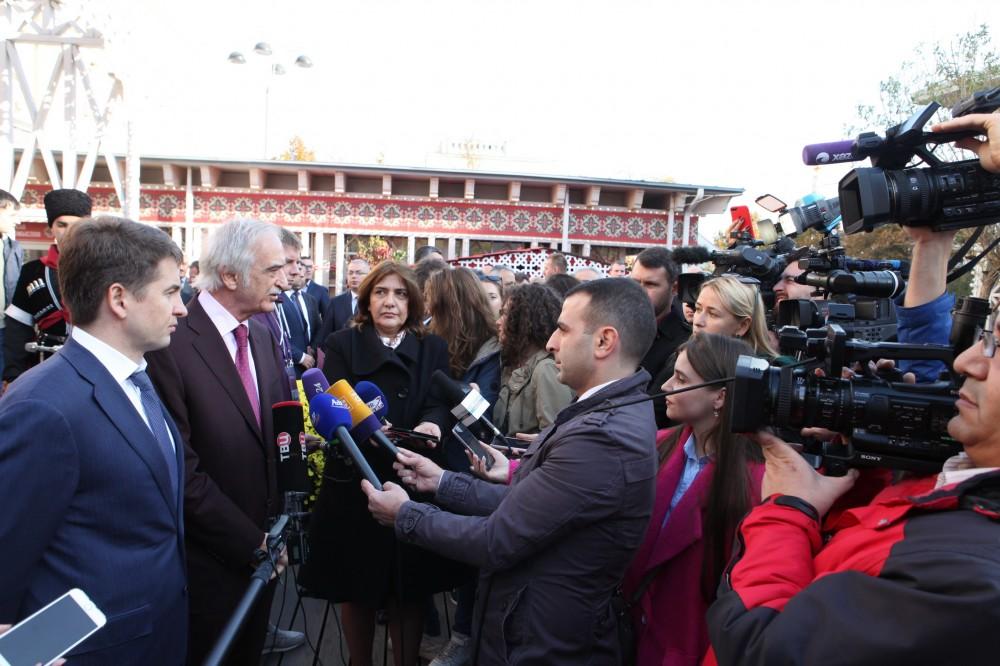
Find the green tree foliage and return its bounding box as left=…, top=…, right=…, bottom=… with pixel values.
left=845, top=25, right=1000, bottom=297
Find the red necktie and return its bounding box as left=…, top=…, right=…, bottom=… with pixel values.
left=233, top=323, right=261, bottom=426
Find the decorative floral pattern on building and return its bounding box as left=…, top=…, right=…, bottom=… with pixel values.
left=23, top=185, right=698, bottom=246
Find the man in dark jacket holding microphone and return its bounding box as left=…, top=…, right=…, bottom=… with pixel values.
left=363, top=278, right=659, bottom=664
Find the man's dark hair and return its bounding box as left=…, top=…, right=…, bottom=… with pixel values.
left=634, top=247, right=678, bottom=283
left=414, top=256, right=449, bottom=291
left=415, top=245, right=443, bottom=263
left=547, top=252, right=567, bottom=274
left=566, top=277, right=656, bottom=363
left=0, top=189, right=20, bottom=210
left=190, top=260, right=199, bottom=270
left=545, top=273, right=579, bottom=298
left=59, top=216, right=182, bottom=327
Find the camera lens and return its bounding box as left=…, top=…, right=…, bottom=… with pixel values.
left=840, top=162, right=1000, bottom=233
left=838, top=168, right=892, bottom=233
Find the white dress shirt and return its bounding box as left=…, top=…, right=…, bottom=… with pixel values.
left=71, top=326, right=175, bottom=451
left=198, top=290, right=259, bottom=395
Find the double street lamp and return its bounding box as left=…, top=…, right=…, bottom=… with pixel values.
left=227, top=42, right=313, bottom=158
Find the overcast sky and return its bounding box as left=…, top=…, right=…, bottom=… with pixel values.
left=14, top=0, right=1000, bottom=237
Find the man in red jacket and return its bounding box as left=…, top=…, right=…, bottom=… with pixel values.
left=706, top=111, right=1000, bottom=664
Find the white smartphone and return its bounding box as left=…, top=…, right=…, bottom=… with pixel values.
left=0, top=589, right=106, bottom=666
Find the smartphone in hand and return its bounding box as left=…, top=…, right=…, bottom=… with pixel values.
left=453, top=422, right=494, bottom=470
left=0, top=588, right=106, bottom=666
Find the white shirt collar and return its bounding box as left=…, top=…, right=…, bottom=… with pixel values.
left=577, top=379, right=616, bottom=403
left=935, top=452, right=999, bottom=489
left=71, top=326, right=146, bottom=382
left=199, top=289, right=244, bottom=337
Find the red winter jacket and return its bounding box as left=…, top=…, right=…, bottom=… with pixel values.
left=705, top=469, right=1000, bottom=665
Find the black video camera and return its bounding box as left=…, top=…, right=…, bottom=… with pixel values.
left=730, top=294, right=991, bottom=474
left=730, top=323, right=963, bottom=475
left=809, top=86, right=1000, bottom=233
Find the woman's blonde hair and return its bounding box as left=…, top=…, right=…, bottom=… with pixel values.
left=699, top=275, right=777, bottom=358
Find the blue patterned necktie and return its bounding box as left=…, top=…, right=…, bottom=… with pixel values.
left=129, top=369, right=179, bottom=497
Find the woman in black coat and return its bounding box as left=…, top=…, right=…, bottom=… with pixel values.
left=300, top=261, right=463, bottom=666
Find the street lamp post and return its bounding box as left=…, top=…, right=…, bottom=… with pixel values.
left=227, top=43, right=313, bottom=158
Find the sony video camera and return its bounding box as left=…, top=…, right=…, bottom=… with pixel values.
left=729, top=296, right=991, bottom=474
left=803, top=86, right=1000, bottom=233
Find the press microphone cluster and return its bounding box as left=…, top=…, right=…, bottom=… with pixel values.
left=301, top=369, right=400, bottom=458
left=309, top=393, right=383, bottom=491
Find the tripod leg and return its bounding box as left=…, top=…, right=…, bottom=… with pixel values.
left=312, top=601, right=332, bottom=666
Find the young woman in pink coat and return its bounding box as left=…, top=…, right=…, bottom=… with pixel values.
left=622, top=333, right=765, bottom=666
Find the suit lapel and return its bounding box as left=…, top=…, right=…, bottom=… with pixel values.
left=61, top=339, right=179, bottom=520
left=187, top=299, right=264, bottom=439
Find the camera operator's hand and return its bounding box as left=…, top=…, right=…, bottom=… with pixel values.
left=466, top=442, right=509, bottom=483
left=933, top=111, right=1000, bottom=173
left=393, top=446, right=444, bottom=493
left=752, top=430, right=859, bottom=519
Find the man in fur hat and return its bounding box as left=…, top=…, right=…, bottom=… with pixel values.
left=2, top=189, right=92, bottom=388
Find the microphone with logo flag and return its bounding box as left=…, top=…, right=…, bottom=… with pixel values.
left=309, top=393, right=383, bottom=490
left=272, top=401, right=310, bottom=494
left=431, top=369, right=503, bottom=443
left=301, top=367, right=331, bottom=404
left=355, top=381, right=390, bottom=422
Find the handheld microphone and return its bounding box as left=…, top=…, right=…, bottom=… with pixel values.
left=272, top=401, right=310, bottom=493
left=801, top=140, right=859, bottom=166
left=309, top=393, right=383, bottom=490
left=431, top=369, right=502, bottom=443
left=355, top=381, right=389, bottom=422
left=301, top=367, right=330, bottom=403
left=671, top=246, right=713, bottom=265
left=329, top=379, right=401, bottom=458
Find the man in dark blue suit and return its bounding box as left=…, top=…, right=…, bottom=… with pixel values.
left=0, top=217, right=188, bottom=664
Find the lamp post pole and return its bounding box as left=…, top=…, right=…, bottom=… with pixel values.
left=227, top=43, right=313, bottom=159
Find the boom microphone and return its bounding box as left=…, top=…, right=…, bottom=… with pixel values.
left=431, top=369, right=502, bottom=443
left=272, top=401, right=310, bottom=493
left=309, top=393, right=382, bottom=490
left=671, top=246, right=712, bottom=265
left=329, top=379, right=401, bottom=458
left=801, top=140, right=859, bottom=166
